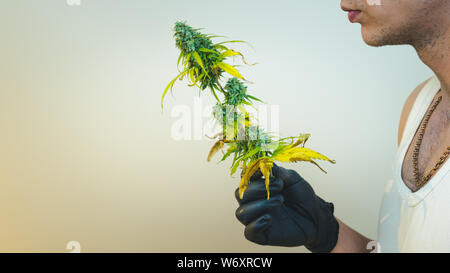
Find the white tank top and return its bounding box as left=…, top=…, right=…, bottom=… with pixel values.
left=377, top=75, right=450, bottom=252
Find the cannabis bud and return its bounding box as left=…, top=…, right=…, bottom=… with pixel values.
left=162, top=21, right=336, bottom=200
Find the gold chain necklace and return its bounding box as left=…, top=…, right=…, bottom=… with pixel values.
left=413, top=94, right=450, bottom=188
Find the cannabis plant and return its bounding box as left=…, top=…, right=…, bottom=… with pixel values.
left=162, top=21, right=335, bottom=200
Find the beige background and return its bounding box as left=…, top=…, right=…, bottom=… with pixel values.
left=0, top=0, right=431, bottom=252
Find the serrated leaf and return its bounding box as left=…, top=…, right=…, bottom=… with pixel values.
left=289, top=134, right=310, bottom=148
left=274, top=147, right=333, bottom=162
left=274, top=147, right=335, bottom=173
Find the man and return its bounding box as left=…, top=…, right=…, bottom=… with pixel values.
left=234, top=0, right=450, bottom=252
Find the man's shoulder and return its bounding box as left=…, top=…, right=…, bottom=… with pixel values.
left=397, top=78, right=431, bottom=146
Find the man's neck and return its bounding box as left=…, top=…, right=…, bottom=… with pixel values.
left=414, top=26, right=450, bottom=101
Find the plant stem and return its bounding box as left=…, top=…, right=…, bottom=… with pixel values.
left=216, top=80, right=228, bottom=95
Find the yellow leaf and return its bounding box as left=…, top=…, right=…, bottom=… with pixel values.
left=221, top=49, right=240, bottom=58
left=161, top=71, right=186, bottom=110
left=291, top=158, right=327, bottom=174
left=216, top=62, right=244, bottom=80
left=274, top=147, right=332, bottom=162
left=274, top=147, right=335, bottom=173
left=205, top=132, right=221, bottom=140
left=207, top=140, right=224, bottom=162
left=259, top=158, right=274, bottom=200
left=289, top=134, right=310, bottom=148
left=220, top=49, right=256, bottom=66
left=239, top=159, right=261, bottom=199
left=238, top=158, right=274, bottom=200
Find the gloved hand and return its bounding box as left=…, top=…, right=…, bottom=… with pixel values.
left=235, top=164, right=339, bottom=253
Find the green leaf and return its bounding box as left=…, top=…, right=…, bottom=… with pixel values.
left=243, top=147, right=261, bottom=160
left=198, top=72, right=205, bottom=82
left=216, top=40, right=254, bottom=50
left=213, top=84, right=225, bottom=94
left=194, top=67, right=199, bottom=78
left=210, top=86, right=221, bottom=103
left=230, top=159, right=241, bottom=176
left=161, top=71, right=185, bottom=109
left=191, top=27, right=205, bottom=32
left=208, top=54, right=220, bottom=61
left=183, top=53, right=192, bottom=71
left=214, top=44, right=229, bottom=51
left=189, top=68, right=198, bottom=87
left=198, top=48, right=219, bottom=55
left=176, top=52, right=184, bottom=70
left=205, top=34, right=228, bottom=39
left=230, top=151, right=244, bottom=175
left=192, top=51, right=206, bottom=73
left=230, top=149, right=238, bottom=166
left=247, top=95, right=264, bottom=103
left=220, top=148, right=236, bottom=162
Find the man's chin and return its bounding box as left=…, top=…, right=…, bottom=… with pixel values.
left=361, top=28, right=389, bottom=47
left=362, top=37, right=385, bottom=47
left=361, top=27, right=409, bottom=48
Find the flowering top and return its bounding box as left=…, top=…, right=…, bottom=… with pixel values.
left=173, top=21, right=214, bottom=54
left=225, top=78, right=248, bottom=106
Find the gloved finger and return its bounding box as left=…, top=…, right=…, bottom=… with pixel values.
left=249, top=169, right=263, bottom=181
left=235, top=195, right=284, bottom=225
left=244, top=214, right=271, bottom=245
left=234, top=176, right=284, bottom=205
left=271, top=164, right=305, bottom=188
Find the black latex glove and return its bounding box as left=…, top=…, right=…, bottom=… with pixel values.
left=235, top=164, right=339, bottom=253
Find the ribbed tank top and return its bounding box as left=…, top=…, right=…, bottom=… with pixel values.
left=377, top=75, right=450, bottom=252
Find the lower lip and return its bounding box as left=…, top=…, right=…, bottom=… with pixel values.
left=348, top=11, right=362, bottom=23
